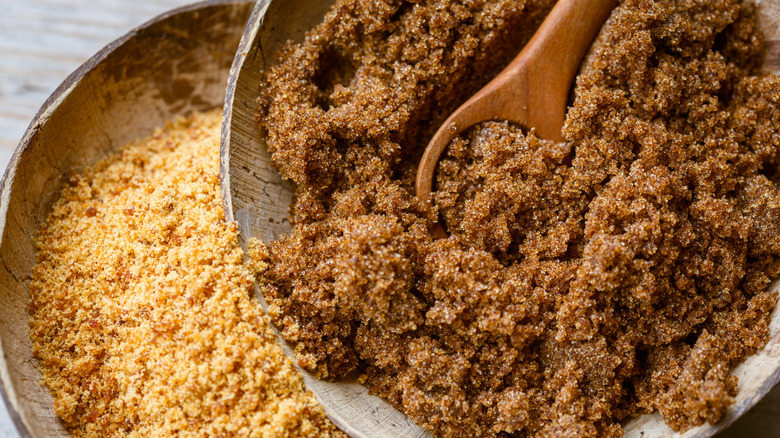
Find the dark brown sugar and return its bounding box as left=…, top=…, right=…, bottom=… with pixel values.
left=254, top=0, right=780, bottom=437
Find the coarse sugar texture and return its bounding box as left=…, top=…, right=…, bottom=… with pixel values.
left=254, top=0, right=780, bottom=437
left=255, top=0, right=553, bottom=378
left=28, top=110, right=345, bottom=438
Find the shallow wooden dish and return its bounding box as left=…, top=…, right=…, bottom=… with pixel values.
left=0, top=1, right=253, bottom=436
left=221, top=0, right=780, bottom=437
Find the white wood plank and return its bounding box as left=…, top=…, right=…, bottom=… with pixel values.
left=0, top=0, right=192, bottom=152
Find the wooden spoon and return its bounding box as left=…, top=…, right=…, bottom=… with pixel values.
left=415, top=0, right=618, bottom=203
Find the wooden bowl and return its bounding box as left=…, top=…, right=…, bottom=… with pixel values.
left=221, top=0, right=780, bottom=437
left=0, top=1, right=253, bottom=436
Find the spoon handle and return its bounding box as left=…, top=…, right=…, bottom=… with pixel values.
left=495, top=0, right=618, bottom=139
left=416, top=0, right=617, bottom=202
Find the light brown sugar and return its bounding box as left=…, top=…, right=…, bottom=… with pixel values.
left=29, top=111, right=345, bottom=438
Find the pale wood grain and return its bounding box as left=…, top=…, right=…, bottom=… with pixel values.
left=0, top=0, right=194, bottom=150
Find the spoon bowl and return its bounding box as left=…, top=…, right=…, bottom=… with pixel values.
left=415, top=0, right=617, bottom=203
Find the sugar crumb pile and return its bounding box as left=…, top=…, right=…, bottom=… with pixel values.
left=254, top=0, right=780, bottom=437
left=28, top=111, right=345, bottom=438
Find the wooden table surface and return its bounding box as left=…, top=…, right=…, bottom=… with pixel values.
left=0, top=0, right=778, bottom=437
